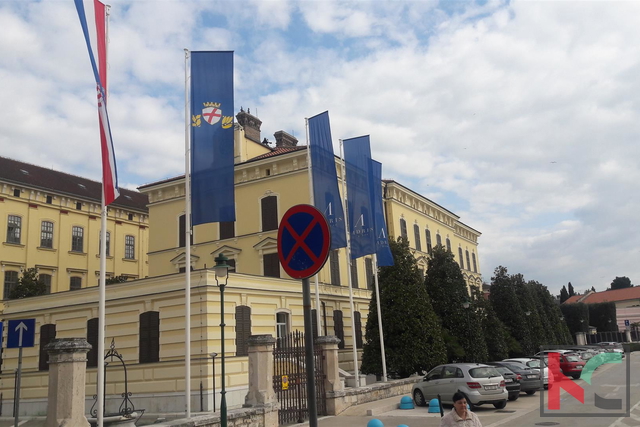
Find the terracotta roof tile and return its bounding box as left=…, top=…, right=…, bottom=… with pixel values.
left=563, top=295, right=584, bottom=304
left=247, top=146, right=306, bottom=162
left=0, top=156, right=148, bottom=212
left=582, top=287, right=640, bottom=304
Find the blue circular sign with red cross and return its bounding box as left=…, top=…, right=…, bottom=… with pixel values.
left=277, top=204, right=331, bottom=279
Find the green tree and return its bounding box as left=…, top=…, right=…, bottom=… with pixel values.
left=590, top=286, right=596, bottom=293
left=568, top=282, right=576, bottom=297
left=424, top=245, right=488, bottom=363
left=361, top=238, right=446, bottom=378
left=588, top=302, right=617, bottom=332
left=529, top=281, right=573, bottom=345
left=9, top=268, right=47, bottom=299
left=489, top=266, right=533, bottom=356
left=106, top=275, right=129, bottom=285
left=472, top=287, right=510, bottom=360
left=559, top=285, right=569, bottom=303
left=560, top=302, right=589, bottom=336
left=610, top=276, right=633, bottom=290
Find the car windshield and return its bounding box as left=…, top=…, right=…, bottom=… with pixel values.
left=495, top=367, right=512, bottom=375
left=566, top=356, right=580, bottom=362
left=526, top=360, right=541, bottom=368
left=469, top=367, right=500, bottom=378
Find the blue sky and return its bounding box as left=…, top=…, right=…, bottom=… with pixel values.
left=1, top=0, right=639, bottom=295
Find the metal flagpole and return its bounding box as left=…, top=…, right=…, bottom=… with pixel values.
left=372, top=254, right=387, bottom=381
left=184, top=48, right=192, bottom=418
left=339, top=139, right=359, bottom=388
left=305, top=118, right=323, bottom=335
left=97, top=5, right=111, bottom=426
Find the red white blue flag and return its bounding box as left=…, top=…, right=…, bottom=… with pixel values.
left=74, top=0, right=120, bottom=205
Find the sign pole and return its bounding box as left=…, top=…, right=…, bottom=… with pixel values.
left=302, top=277, right=318, bottom=427
left=14, top=346, right=22, bottom=427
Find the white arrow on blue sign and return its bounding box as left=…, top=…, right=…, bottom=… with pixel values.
left=7, top=319, right=36, bottom=348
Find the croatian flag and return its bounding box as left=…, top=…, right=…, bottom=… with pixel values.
left=74, top=0, right=120, bottom=205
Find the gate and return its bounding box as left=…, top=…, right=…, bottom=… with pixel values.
left=585, top=331, right=627, bottom=344
left=273, top=331, right=326, bottom=425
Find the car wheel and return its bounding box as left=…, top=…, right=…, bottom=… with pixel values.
left=572, top=374, right=581, bottom=380
left=508, top=393, right=519, bottom=401
left=413, top=389, right=426, bottom=407
left=493, top=400, right=507, bottom=409
left=526, top=390, right=536, bottom=395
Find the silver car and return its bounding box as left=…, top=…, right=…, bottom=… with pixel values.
left=412, top=363, right=508, bottom=409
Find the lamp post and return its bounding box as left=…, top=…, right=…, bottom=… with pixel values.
left=462, top=299, right=471, bottom=361
left=214, top=254, right=231, bottom=427
left=210, top=352, right=218, bottom=413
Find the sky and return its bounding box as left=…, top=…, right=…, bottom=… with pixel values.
left=1, top=0, right=639, bottom=296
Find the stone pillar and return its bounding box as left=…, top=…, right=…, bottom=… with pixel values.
left=45, top=338, right=92, bottom=427
left=575, top=331, right=587, bottom=346
left=244, top=335, right=277, bottom=406
left=625, top=329, right=632, bottom=343
left=316, top=336, right=344, bottom=415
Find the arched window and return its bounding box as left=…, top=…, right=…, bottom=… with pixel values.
left=458, top=247, right=464, bottom=269
left=413, top=224, right=421, bottom=251
left=472, top=253, right=478, bottom=273
left=446, top=238, right=451, bottom=252
left=466, top=250, right=471, bottom=272
left=436, top=233, right=442, bottom=247
left=425, top=229, right=433, bottom=255
left=399, top=219, right=408, bottom=242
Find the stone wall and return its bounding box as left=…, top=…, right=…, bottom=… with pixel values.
left=327, top=376, right=422, bottom=415
left=152, top=404, right=278, bottom=427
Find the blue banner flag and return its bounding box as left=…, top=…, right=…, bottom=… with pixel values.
left=344, top=135, right=376, bottom=259
left=370, top=160, right=394, bottom=266
left=308, top=112, right=347, bottom=250
left=190, top=51, right=235, bottom=225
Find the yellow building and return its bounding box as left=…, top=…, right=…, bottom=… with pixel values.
left=0, top=110, right=482, bottom=415
left=0, top=156, right=149, bottom=299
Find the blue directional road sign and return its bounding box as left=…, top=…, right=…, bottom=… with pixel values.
left=625, top=320, right=630, bottom=327
left=7, top=319, right=36, bottom=348
left=278, top=204, right=331, bottom=279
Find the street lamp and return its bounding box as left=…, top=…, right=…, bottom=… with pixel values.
left=214, top=254, right=231, bottom=427
left=525, top=311, right=531, bottom=316
left=462, top=299, right=471, bottom=361
left=210, top=352, right=218, bottom=413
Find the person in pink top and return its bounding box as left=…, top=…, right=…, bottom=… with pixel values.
left=439, top=391, right=483, bottom=427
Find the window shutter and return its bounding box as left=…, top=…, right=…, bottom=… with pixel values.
left=426, top=229, right=433, bottom=255
left=414, top=224, right=421, bottom=251
left=263, top=253, right=280, bottom=278
left=261, top=196, right=278, bottom=231
left=330, top=250, right=340, bottom=285
left=235, top=306, right=251, bottom=356
left=39, top=324, right=56, bottom=371
left=365, top=258, right=373, bottom=290
left=466, top=251, right=471, bottom=272
left=311, top=309, right=319, bottom=341
left=87, top=318, right=99, bottom=368
left=140, top=311, right=160, bottom=363
left=458, top=248, right=464, bottom=269
left=354, top=311, right=363, bottom=349
left=400, top=219, right=407, bottom=242
left=333, top=310, right=345, bottom=349
left=350, top=260, right=359, bottom=288
left=220, top=221, right=235, bottom=240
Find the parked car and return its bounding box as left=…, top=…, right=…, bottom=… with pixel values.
left=487, top=362, right=540, bottom=395
left=503, top=358, right=553, bottom=388
left=412, top=363, right=508, bottom=410
left=544, top=353, right=586, bottom=379
left=488, top=365, right=521, bottom=401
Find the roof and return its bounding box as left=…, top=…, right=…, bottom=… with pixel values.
left=563, top=287, right=640, bottom=304
left=244, top=146, right=306, bottom=162
left=0, top=156, right=148, bottom=212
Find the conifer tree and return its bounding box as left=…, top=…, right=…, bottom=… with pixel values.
left=361, top=238, right=446, bottom=378
left=424, top=245, right=488, bottom=363
left=471, top=287, right=509, bottom=360
left=568, top=282, right=575, bottom=297
left=559, top=285, right=569, bottom=303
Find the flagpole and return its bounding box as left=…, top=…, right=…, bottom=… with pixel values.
left=339, top=139, right=359, bottom=388
left=372, top=254, right=387, bottom=381
left=305, top=118, right=323, bottom=335
left=184, top=48, right=192, bottom=418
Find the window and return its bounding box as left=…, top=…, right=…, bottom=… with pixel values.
left=7, top=215, right=21, bottom=244
left=235, top=306, right=251, bottom=357
left=276, top=312, right=289, bottom=339
left=87, top=318, right=99, bottom=368
left=261, top=196, right=278, bottom=231
left=311, top=309, right=319, bottom=340
left=446, top=237, right=451, bottom=252
left=354, top=311, right=363, bottom=349
left=365, top=258, right=374, bottom=290
left=413, top=224, right=421, bottom=251
left=128, top=213, right=134, bottom=221
left=70, top=276, right=82, bottom=290
left=13, top=189, right=20, bottom=197
left=458, top=248, right=464, bottom=269
left=472, top=253, right=478, bottom=273
left=3, top=271, right=19, bottom=299
left=40, top=221, right=53, bottom=248
left=76, top=202, right=82, bottom=210
left=46, top=195, right=52, bottom=204
left=466, top=250, right=471, bottom=272
left=178, top=214, right=193, bottom=248
left=71, top=226, right=84, bottom=252
left=330, top=250, right=340, bottom=285
left=139, top=311, right=160, bottom=363
left=425, top=229, right=433, bottom=255
left=333, top=310, right=345, bottom=349
left=263, top=253, right=280, bottom=278
left=39, top=324, right=56, bottom=371
left=350, top=260, right=359, bottom=288
left=99, top=231, right=111, bottom=256
left=399, top=218, right=408, bottom=242
left=40, top=274, right=52, bottom=294
left=219, top=221, right=235, bottom=240
left=436, top=233, right=442, bottom=247
left=125, top=235, right=135, bottom=259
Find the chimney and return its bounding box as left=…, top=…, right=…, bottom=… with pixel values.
left=274, top=131, right=298, bottom=148
left=236, top=108, right=262, bottom=144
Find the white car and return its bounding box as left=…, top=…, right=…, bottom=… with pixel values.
left=503, top=358, right=553, bottom=388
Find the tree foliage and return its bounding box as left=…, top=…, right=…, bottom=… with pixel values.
left=472, top=287, right=509, bottom=360
left=106, top=275, right=129, bottom=285
left=588, top=302, right=617, bottom=332
left=9, top=268, right=47, bottom=299
left=559, top=285, right=569, bottom=304
left=560, top=302, right=589, bottom=336
left=568, top=282, right=576, bottom=297
left=361, top=238, right=446, bottom=378
left=424, top=245, right=488, bottom=363
left=529, top=281, right=573, bottom=345
left=610, top=276, right=633, bottom=290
